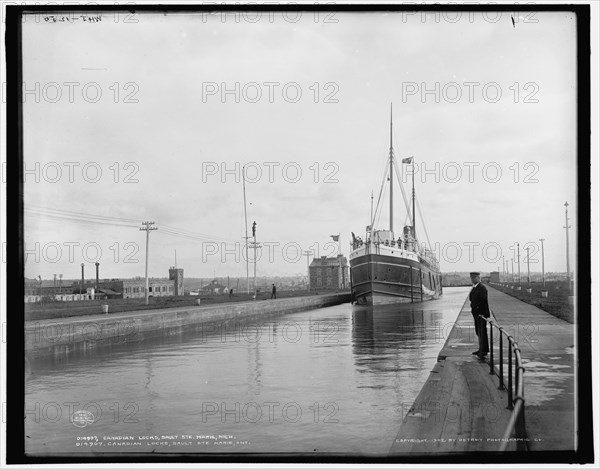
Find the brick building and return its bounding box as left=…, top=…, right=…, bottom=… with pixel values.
left=309, top=255, right=349, bottom=290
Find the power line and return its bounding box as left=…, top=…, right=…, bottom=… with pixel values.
left=25, top=204, right=238, bottom=243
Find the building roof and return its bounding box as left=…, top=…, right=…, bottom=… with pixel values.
left=310, top=255, right=348, bottom=267
left=96, top=288, right=122, bottom=295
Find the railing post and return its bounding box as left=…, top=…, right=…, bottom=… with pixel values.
left=489, top=320, right=494, bottom=374
left=498, top=328, right=505, bottom=390
left=516, top=369, right=527, bottom=450
left=507, top=338, right=514, bottom=410
left=513, top=344, right=519, bottom=398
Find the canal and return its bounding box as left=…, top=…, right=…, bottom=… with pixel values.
left=25, top=286, right=470, bottom=455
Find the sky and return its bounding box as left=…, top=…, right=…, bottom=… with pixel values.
left=20, top=9, right=580, bottom=281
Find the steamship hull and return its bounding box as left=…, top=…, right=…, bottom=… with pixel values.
left=350, top=247, right=442, bottom=306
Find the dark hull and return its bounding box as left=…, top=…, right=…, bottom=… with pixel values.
left=350, top=253, right=443, bottom=306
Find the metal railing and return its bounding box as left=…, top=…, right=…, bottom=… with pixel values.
left=479, top=313, right=528, bottom=451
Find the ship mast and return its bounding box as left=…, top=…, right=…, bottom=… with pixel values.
left=412, top=160, right=416, bottom=241
left=389, top=103, right=393, bottom=233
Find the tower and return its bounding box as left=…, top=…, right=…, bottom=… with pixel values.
left=169, top=267, right=184, bottom=296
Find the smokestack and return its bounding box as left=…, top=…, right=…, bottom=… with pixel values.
left=95, top=262, right=100, bottom=290
left=80, top=263, right=84, bottom=294
left=53, top=274, right=57, bottom=287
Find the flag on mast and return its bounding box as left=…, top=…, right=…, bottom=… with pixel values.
left=402, top=156, right=413, bottom=164
left=330, top=234, right=340, bottom=242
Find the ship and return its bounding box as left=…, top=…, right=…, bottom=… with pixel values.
left=349, top=106, right=443, bottom=306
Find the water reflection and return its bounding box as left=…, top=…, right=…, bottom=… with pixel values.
left=351, top=301, right=452, bottom=370
left=25, top=288, right=470, bottom=455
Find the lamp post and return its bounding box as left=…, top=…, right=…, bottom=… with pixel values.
left=563, top=202, right=571, bottom=293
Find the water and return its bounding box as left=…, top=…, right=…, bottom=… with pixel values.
left=25, top=287, right=470, bottom=455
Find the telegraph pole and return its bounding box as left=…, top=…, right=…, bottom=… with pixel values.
left=252, top=221, right=257, bottom=300
left=140, top=221, right=157, bottom=305
left=243, top=165, right=250, bottom=295
left=526, top=246, right=531, bottom=285
left=539, top=238, right=546, bottom=287
left=303, top=251, right=312, bottom=290
left=517, top=243, right=521, bottom=285
left=511, top=258, right=514, bottom=283
left=563, top=202, right=571, bottom=292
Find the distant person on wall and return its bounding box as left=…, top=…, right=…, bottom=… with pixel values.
left=469, top=272, right=490, bottom=360
left=229, top=288, right=233, bottom=297
left=271, top=283, right=277, bottom=299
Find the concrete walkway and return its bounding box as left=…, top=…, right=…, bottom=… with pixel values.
left=389, top=286, right=575, bottom=453
left=485, top=286, right=576, bottom=452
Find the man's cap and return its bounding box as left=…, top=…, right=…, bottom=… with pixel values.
left=469, top=272, right=480, bottom=276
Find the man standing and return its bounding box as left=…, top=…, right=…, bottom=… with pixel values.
left=469, top=272, right=490, bottom=360
left=271, top=283, right=277, bottom=299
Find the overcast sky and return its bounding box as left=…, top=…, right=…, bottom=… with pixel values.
left=22, top=9, right=578, bottom=280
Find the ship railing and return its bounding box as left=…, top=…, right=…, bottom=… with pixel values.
left=479, top=313, right=528, bottom=451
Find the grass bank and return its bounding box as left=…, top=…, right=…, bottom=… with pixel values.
left=25, top=289, right=346, bottom=321
left=488, top=280, right=574, bottom=323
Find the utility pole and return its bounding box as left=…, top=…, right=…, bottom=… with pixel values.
left=563, top=202, right=571, bottom=292
left=511, top=258, right=514, bottom=283
left=303, top=251, right=312, bottom=290
left=526, top=246, right=531, bottom=285
left=517, top=243, right=521, bottom=285
left=80, top=263, right=84, bottom=294
left=243, top=165, right=250, bottom=295
left=501, top=256, right=505, bottom=282
left=140, top=221, right=157, bottom=305
left=252, top=221, right=258, bottom=300
left=539, top=238, right=546, bottom=287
